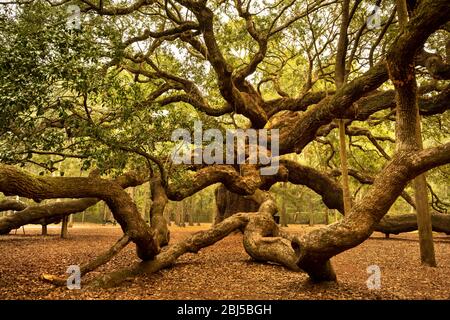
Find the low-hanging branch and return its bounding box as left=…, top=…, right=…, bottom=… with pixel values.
left=0, top=170, right=149, bottom=235
left=0, top=165, right=158, bottom=261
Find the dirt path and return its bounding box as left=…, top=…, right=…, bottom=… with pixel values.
left=1, top=224, right=449, bottom=299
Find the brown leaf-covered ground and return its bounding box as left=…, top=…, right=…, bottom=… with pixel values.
left=1, top=223, right=450, bottom=300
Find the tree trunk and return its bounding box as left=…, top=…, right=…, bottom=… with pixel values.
left=197, top=195, right=203, bottom=226
left=280, top=183, right=288, bottom=227
left=102, top=201, right=108, bottom=224
left=414, top=173, right=436, bottom=265
left=174, top=203, right=181, bottom=226
left=187, top=197, right=194, bottom=226
left=292, top=144, right=450, bottom=282
left=180, top=201, right=186, bottom=227
left=392, top=0, right=436, bottom=267
left=308, top=195, right=314, bottom=226
left=61, top=215, right=68, bottom=239
left=214, top=184, right=260, bottom=224
left=42, top=224, right=47, bottom=236
left=149, top=176, right=170, bottom=246
left=335, top=0, right=352, bottom=216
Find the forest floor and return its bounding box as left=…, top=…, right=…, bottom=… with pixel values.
left=1, top=223, right=450, bottom=300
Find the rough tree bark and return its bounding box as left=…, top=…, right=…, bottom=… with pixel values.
left=389, top=0, right=437, bottom=266
left=60, top=216, right=68, bottom=239
left=149, top=176, right=170, bottom=247
left=335, top=0, right=352, bottom=215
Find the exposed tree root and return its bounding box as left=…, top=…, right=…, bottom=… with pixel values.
left=86, top=213, right=252, bottom=288
left=81, top=191, right=300, bottom=288
left=42, top=235, right=131, bottom=286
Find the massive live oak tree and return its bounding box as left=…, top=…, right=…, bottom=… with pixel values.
left=0, top=0, right=449, bottom=287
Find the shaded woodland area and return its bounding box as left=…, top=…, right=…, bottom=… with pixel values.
left=0, top=0, right=449, bottom=298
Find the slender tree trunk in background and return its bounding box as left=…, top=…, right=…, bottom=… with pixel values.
left=309, top=199, right=314, bottom=227
left=280, top=196, right=287, bottom=226
left=280, top=183, right=288, bottom=227
left=396, top=0, right=409, bottom=26
left=394, top=0, right=436, bottom=267
left=181, top=205, right=186, bottom=227
left=188, top=212, right=193, bottom=226
left=188, top=197, right=194, bottom=226
left=102, top=202, right=107, bottom=223
left=61, top=215, right=69, bottom=238
left=196, top=196, right=202, bottom=225
left=174, top=203, right=180, bottom=226
left=78, top=168, right=84, bottom=226
left=412, top=107, right=436, bottom=265
left=144, top=184, right=151, bottom=223
left=180, top=201, right=186, bottom=227
left=413, top=129, right=436, bottom=266
left=166, top=208, right=172, bottom=226
left=53, top=163, right=69, bottom=237
left=325, top=208, right=329, bottom=225
left=42, top=224, right=47, bottom=236
left=68, top=213, right=73, bottom=228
